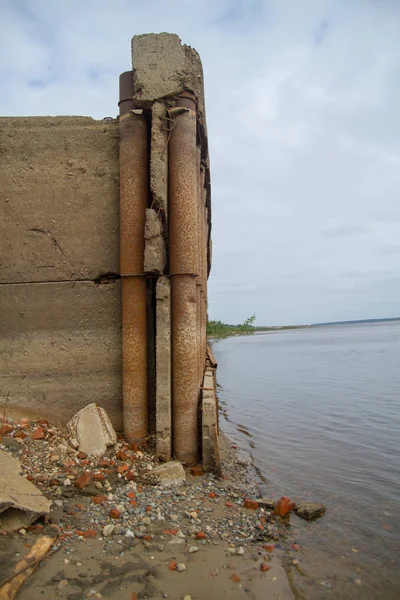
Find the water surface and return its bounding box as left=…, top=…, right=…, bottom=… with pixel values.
left=212, top=322, right=400, bottom=599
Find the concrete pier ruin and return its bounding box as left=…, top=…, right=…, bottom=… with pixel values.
left=0, top=33, right=218, bottom=470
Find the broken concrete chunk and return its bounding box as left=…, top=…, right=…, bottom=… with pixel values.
left=0, top=450, right=51, bottom=532
left=294, top=502, right=326, bottom=521
left=144, top=208, right=166, bottom=274
left=67, top=403, right=117, bottom=457
left=151, top=461, right=186, bottom=487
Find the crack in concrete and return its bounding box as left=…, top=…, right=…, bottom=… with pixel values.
left=27, top=228, right=84, bottom=279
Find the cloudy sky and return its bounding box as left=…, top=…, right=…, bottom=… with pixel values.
left=1, top=0, right=400, bottom=325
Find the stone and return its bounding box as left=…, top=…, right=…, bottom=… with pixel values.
left=195, top=531, right=207, bottom=540
left=188, top=546, right=198, bottom=553
left=260, top=562, right=271, bottom=572
left=0, top=450, right=51, bottom=532
left=177, top=563, right=186, bottom=572
left=67, top=404, right=117, bottom=457
left=256, top=498, right=276, bottom=509
left=275, top=496, right=296, bottom=517
left=294, top=502, right=326, bottom=520
left=109, top=508, right=121, bottom=519
left=151, top=461, right=186, bottom=487
left=102, top=524, right=114, bottom=537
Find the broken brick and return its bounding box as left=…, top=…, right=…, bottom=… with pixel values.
left=117, top=464, right=129, bottom=474
left=195, top=531, right=207, bottom=540
left=125, top=470, right=135, bottom=481
left=116, top=450, right=129, bottom=461
left=0, top=424, right=13, bottom=435
left=191, top=464, right=204, bottom=477
left=31, top=427, right=45, bottom=440
left=74, top=472, right=91, bottom=490
left=98, top=458, right=110, bottom=467
left=275, top=496, right=296, bottom=517
left=109, top=508, right=121, bottom=519
left=168, top=561, right=177, bottom=571
left=91, top=495, right=107, bottom=505
left=77, top=451, right=88, bottom=459
left=83, top=529, right=97, bottom=538
left=92, top=473, right=105, bottom=481
left=231, top=574, right=241, bottom=583
left=244, top=499, right=259, bottom=510
left=127, top=491, right=136, bottom=499
left=260, top=562, right=271, bottom=572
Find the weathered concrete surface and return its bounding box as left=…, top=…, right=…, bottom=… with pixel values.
left=0, top=450, right=51, bottom=532
left=144, top=208, right=166, bottom=274
left=156, top=277, right=171, bottom=461
left=150, top=100, right=169, bottom=216
left=131, top=33, right=205, bottom=119
left=67, top=404, right=117, bottom=456
left=0, top=116, right=119, bottom=284
left=0, top=281, right=122, bottom=428
left=151, top=461, right=186, bottom=487
left=202, top=368, right=220, bottom=473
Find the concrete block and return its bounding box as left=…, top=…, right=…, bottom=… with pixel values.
left=201, top=368, right=220, bottom=473
left=0, top=450, right=51, bottom=532
left=0, top=116, right=119, bottom=284
left=151, top=461, right=186, bottom=487
left=156, top=277, right=171, bottom=461
left=0, top=280, right=122, bottom=428
left=131, top=33, right=205, bottom=119
left=144, top=208, right=166, bottom=274
left=67, top=403, right=117, bottom=457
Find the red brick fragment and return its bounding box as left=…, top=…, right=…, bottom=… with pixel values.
left=129, top=500, right=137, bottom=507
left=74, top=472, right=91, bottom=490
left=168, top=561, right=177, bottom=571
left=28, top=524, right=44, bottom=534
left=98, top=458, right=110, bottom=467
left=26, top=475, right=34, bottom=482
left=127, top=491, right=136, bottom=499
left=37, top=419, right=49, bottom=427
left=146, top=506, right=152, bottom=512
left=81, top=459, right=90, bottom=466
left=163, top=530, right=178, bottom=535
left=244, top=499, right=259, bottom=510
left=263, top=545, right=275, bottom=553
left=117, top=464, right=129, bottom=474
left=75, top=530, right=85, bottom=536
left=125, top=470, right=135, bottom=481
left=231, top=574, right=241, bottom=582
left=208, top=491, right=217, bottom=498
left=142, top=535, right=153, bottom=540
left=131, top=443, right=139, bottom=452
left=132, top=593, right=137, bottom=600
left=116, top=450, right=129, bottom=461
left=260, top=562, right=271, bottom=572
left=91, top=495, right=107, bottom=504
left=195, top=531, right=207, bottom=540
left=0, top=424, right=13, bottom=435
left=275, top=496, right=296, bottom=517
left=191, top=464, right=204, bottom=477
left=31, top=427, right=45, bottom=440
left=14, top=431, right=27, bottom=440
left=77, top=451, right=88, bottom=459
left=93, top=473, right=105, bottom=481
left=225, top=502, right=234, bottom=507
left=109, top=508, right=121, bottom=519
left=83, top=529, right=97, bottom=538
left=19, top=418, right=30, bottom=428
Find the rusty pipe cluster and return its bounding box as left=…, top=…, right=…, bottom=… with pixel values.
left=119, top=73, right=210, bottom=465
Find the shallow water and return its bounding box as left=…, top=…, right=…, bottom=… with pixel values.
left=212, top=322, right=400, bottom=599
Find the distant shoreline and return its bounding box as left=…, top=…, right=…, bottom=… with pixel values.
left=255, top=317, right=400, bottom=331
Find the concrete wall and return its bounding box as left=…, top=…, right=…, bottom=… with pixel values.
left=0, top=117, right=122, bottom=428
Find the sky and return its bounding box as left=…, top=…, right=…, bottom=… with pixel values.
left=1, top=0, right=400, bottom=325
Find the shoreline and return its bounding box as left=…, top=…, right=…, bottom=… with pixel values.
left=0, top=416, right=296, bottom=600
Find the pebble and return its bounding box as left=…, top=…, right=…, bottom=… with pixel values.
left=189, top=546, right=199, bottom=553
left=103, top=525, right=114, bottom=537
left=177, top=563, right=187, bottom=572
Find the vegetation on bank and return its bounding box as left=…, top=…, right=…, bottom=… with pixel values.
left=207, top=314, right=256, bottom=339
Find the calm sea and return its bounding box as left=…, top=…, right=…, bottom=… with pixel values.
left=212, top=322, right=400, bottom=599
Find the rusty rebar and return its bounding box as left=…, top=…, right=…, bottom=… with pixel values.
left=169, top=92, right=199, bottom=465
left=119, top=109, right=148, bottom=444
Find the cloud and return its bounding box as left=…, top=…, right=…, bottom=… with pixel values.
left=1, top=0, right=400, bottom=324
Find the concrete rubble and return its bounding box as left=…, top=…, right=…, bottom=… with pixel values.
left=148, top=461, right=186, bottom=487
left=0, top=450, right=51, bottom=532
left=67, top=403, right=117, bottom=457
left=294, top=502, right=327, bottom=520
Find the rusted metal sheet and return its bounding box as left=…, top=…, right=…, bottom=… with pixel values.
left=169, top=92, right=199, bottom=465
left=119, top=110, right=148, bottom=444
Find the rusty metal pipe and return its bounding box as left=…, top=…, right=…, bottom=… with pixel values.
left=119, top=107, right=148, bottom=444
left=169, top=93, right=199, bottom=465
left=119, top=71, right=134, bottom=116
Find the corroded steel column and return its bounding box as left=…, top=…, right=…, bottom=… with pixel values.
left=169, top=92, right=199, bottom=465
left=119, top=71, right=148, bottom=444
